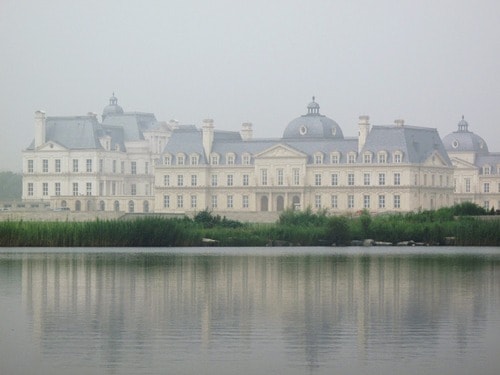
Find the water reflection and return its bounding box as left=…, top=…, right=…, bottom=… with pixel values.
left=9, top=251, right=500, bottom=374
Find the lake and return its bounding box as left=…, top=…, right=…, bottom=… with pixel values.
left=0, top=247, right=499, bottom=375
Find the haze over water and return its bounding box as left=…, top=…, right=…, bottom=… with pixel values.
left=0, top=247, right=499, bottom=375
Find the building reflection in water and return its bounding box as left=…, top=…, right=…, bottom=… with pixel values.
left=20, top=252, right=500, bottom=372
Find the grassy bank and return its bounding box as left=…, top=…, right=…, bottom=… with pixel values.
left=0, top=204, right=499, bottom=247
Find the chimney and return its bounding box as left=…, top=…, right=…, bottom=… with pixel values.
left=240, top=122, right=253, bottom=141
left=34, top=110, right=46, bottom=148
left=202, top=119, right=214, bottom=158
left=358, top=115, right=370, bottom=153
left=395, top=118, right=405, bottom=127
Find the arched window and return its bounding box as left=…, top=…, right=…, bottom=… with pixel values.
left=128, top=200, right=134, bottom=213
left=75, top=200, right=81, bottom=211
left=143, top=200, right=149, bottom=213
left=114, top=201, right=120, bottom=212
left=99, top=201, right=105, bottom=211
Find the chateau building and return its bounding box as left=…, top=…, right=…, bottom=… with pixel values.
left=154, top=98, right=454, bottom=216
left=442, top=117, right=500, bottom=211
left=22, top=94, right=171, bottom=213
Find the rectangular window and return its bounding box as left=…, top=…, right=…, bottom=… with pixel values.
left=55, top=182, right=61, bottom=196
left=277, top=169, right=284, bottom=186
left=164, top=175, right=170, bottom=186
left=112, top=182, right=116, bottom=195
left=28, top=183, right=34, bottom=196
left=227, top=195, right=233, bottom=208
left=394, top=154, right=402, bottom=163
left=163, top=195, right=170, bottom=208
left=363, top=173, right=370, bottom=186
left=227, top=174, right=233, bottom=186
left=227, top=155, right=235, bottom=165
left=242, top=155, right=250, bottom=165
left=145, top=162, right=149, bottom=174
left=191, top=175, right=197, bottom=187
left=293, top=168, right=300, bottom=185
left=131, top=161, right=137, bottom=175
left=379, top=173, right=385, bottom=185
left=190, top=155, right=198, bottom=165
left=211, top=195, right=218, bottom=208
left=55, top=159, right=61, bottom=173
left=394, top=173, right=401, bottom=186
left=431, top=174, right=435, bottom=186
left=315, top=194, right=321, bottom=208
left=378, top=153, right=386, bottom=163
left=28, top=160, right=34, bottom=173
left=315, top=173, right=322, bottom=186
left=242, top=195, right=249, bottom=208
left=177, top=155, right=185, bottom=165
left=42, top=182, right=48, bottom=196
left=261, top=169, right=268, bottom=186
left=348, top=173, right=355, bottom=186
left=121, top=161, right=125, bottom=174
left=211, top=174, right=218, bottom=187
left=331, top=195, right=338, bottom=208
left=348, top=154, right=356, bottom=164
left=86, top=182, right=92, bottom=196
left=72, top=159, right=79, bottom=173
left=86, top=159, right=92, bottom=173
left=164, top=156, right=171, bottom=165
left=331, top=173, right=338, bottom=186
left=177, top=175, right=184, bottom=187
left=363, top=195, right=370, bottom=209
left=378, top=195, right=385, bottom=209
left=484, top=183, right=490, bottom=193
left=191, top=195, right=197, bottom=209
left=72, top=182, right=78, bottom=196
left=394, top=195, right=401, bottom=209
left=315, top=154, right=322, bottom=164
left=131, top=184, right=136, bottom=196
left=331, top=154, right=339, bottom=164
left=439, top=175, right=443, bottom=187
left=100, top=159, right=104, bottom=173
left=42, top=159, right=48, bottom=173
left=363, top=154, right=371, bottom=163
left=348, top=195, right=354, bottom=209
left=465, top=178, right=471, bottom=193
left=177, top=195, right=183, bottom=208
left=243, top=174, right=249, bottom=186
left=211, top=155, right=218, bottom=165
left=113, top=160, right=117, bottom=173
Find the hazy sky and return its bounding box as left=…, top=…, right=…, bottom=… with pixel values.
left=1, top=0, right=499, bottom=172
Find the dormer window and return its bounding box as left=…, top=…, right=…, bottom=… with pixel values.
left=314, top=153, right=323, bottom=165
left=483, top=165, right=491, bottom=175
left=363, top=152, right=373, bottom=164
left=163, top=155, right=171, bottom=165
left=211, top=153, right=219, bottom=165
left=226, top=153, right=235, bottom=165
left=393, top=151, right=403, bottom=163
left=330, top=152, right=340, bottom=164
left=348, top=152, right=357, bottom=164
left=177, top=154, right=185, bottom=165
left=377, top=151, right=387, bottom=164
left=242, top=153, right=251, bottom=165
left=190, top=154, right=199, bottom=165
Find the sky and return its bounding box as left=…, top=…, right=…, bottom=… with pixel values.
left=1, top=0, right=499, bottom=172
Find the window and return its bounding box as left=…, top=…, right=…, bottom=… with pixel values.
left=431, top=175, right=435, bottom=186
left=86, top=182, right=92, bottom=196
left=163, top=195, right=170, bottom=208
left=211, top=154, right=219, bottom=165
left=363, top=173, right=370, bottom=186
left=243, top=174, right=249, bottom=186
left=190, top=155, right=198, bottom=165
left=394, top=173, right=401, bottom=186
left=73, top=159, right=79, bottom=173
left=177, top=175, right=184, bottom=187
left=331, top=173, right=338, bottom=186
left=379, top=173, right=385, bottom=186
left=348, top=195, right=354, bottom=209
left=424, top=174, right=427, bottom=185
left=394, top=195, right=401, bottom=209
left=331, top=195, right=338, bottom=208
left=363, top=153, right=372, bottom=163
left=112, top=160, right=117, bottom=173
left=131, top=161, right=137, bottom=175
left=211, top=195, right=218, bottom=208
left=483, top=166, right=491, bottom=175
left=293, top=168, right=300, bottom=185
left=348, top=173, right=355, bottom=186
left=242, top=154, right=251, bottom=165
left=177, top=154, right=185, bottom=165
left=121, top=161, right=125, bottom=174
left=145, top=162, right=149, bottom=174
left=211, top=174, right=218, bottom=187
left=363, top=195, right=370, bottom=209
left=28, top=160, right=34, bottom=173
left=191, top=195, right=197, bottom=208
left=378, top=195, right=385, bottom=209
left=315, top=173, right=322, bottom=186
left=277, top=169, right=284, bottom=186
left=112, top=182, right=116, bottom=195
left=484, top=201, right=489, bottom=210
left=315, top=194, right=321, bottom=208
left=331, top=154, right=339, bottom=164
left=55, top=183, right=61, bottom=196
left=227, top=174, right=233, bottom=186
left=348, top=153, right=356, bottom=164
left=394, top=153, right=402, bottom=163
left=164, top=156, right=171, bottom=165
left=42, top=159, right=48, bottom=173
left=42, top=183, right=48, bottom=196
left=261, top=169, right=268, bottom=186
left=484, top=183, right=490, bottom=193
left=72, top=183, right=79, bottom=196
left=131, top=184, right=136, bottom=196
left=163, top=175, right=170, bottom=186
left=227, top=195, right=233, bottom=208
left=439, top=175, right=443, bottom=187
left=227, top=154, right=235, bottom=165
left=191, top=175, right=197, bottom=186
left=314, top=154, right=323, bottom=164
left=242, top=195, right=249, bottom=208
left=378, top=153, right=387, bottom=164
left=86, top=159, right=92, bottom=173
left=99, top=159, right=104, bottom=173
left=177, top=195, right=183, bottom=208
left=465, top=178, right=471, bottom=193
left=27, top=183, right=33, bottom=196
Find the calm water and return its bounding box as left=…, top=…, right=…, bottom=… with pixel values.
left=0, top=247, right=499, bottom=375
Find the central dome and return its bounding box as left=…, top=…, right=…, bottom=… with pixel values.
left=102, top=93, right=124, bottom=119
left=282, top=97, right=344, bottom=140
left=442, top=116, right=488, bottom=154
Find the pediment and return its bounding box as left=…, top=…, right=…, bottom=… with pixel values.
left=254, top=144, right=307, bottom=159
left=37, top=141, right=67, bottom=151
left=422, top=151, right=449, bottom=167
left=450, top=157, right=477, bottom=169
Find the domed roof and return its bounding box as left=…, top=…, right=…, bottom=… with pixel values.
left=442, top=116, right=488, bottom=154
left=283, top=97, right=344, bottom=140
left=102, top=93, right=124, bottom=119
